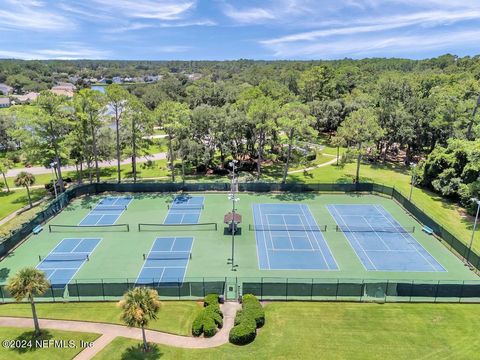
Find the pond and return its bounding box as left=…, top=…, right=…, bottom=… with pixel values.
left=90, top=85, right=106, bottom=93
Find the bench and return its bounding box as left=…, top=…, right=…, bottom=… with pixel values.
left=32, top=225, right=43, bottom=235
left=422, top=226, right=433, bottom=235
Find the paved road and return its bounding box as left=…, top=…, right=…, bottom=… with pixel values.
left=5, top=153, right=167, bottom=178
left=0, top=302, right=241, bottom=359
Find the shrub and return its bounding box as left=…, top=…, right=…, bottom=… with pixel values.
left=240, top=294, right=265, bottom=328
left=205, top=303, right=223, bottom=318
left=192, top=312, right=204, bottom=337
left=205, top=306, right=223, bottom=328
left=204, top=293, right=219, bottom=307
left=202, top=316, right=218, bottom=338
left=229, top=318, right=257, bottom=345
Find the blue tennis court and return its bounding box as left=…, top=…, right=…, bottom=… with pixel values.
left=37, top=238, right=101, bottom=288
left=327, top=204, right=445, bottom=272
left=79, top=196, right=132, bottom=226
left=164, top=196, right=204, bottom=224
left=252, top=204, right=338, bottom=270
left=136, top=237, right=193, bottom=285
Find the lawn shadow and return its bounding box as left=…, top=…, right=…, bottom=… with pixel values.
left=273, top=192, right=316, bottom=201
left=121, top=343, right=163, bottom=360
left=11, top=329, right=53, bottom=354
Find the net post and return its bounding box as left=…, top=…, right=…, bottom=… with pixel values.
left=48, top=225, right=52, bottom=232
left=138, top=224, right=141, bottom=232
left=38, top=255, right=41, bottom=262
left=126, top=224, right=130, bottom=232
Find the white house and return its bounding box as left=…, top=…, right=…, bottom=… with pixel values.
left=0, top=98, right=11, bottom=108
left=0, top=83, right=13, bottom=95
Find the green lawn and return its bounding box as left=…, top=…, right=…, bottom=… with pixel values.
left=0, top=188, right=46, bottom=221
left=0, top=327, right=99, bottom=360
left=0, top=301, right=202, bottom=336
left=94, top=302, right=480, bottom=360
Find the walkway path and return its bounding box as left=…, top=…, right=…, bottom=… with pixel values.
left=5, top=153, right=167, bottom=178
left=288, top=154, right=337, bottom=174
left=0, top=302, right=241, bottom=359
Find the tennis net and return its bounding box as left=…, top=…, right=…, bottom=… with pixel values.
left=167, top=204, right=204, bottom=210
left=336, top=225, right=415, bottom=233
left=91, top=205, right=128, bottom=211
left=49, top=224, right=130, bottom=232
left=138, top=223, right=217, bottom=231
left=39, top=253, right=89, bottom=262
left=249, top=224, right=327, bottom=232
left=143, top=251, right=192, bottom=260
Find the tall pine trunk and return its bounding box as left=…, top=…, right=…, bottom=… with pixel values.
left=91, top=121, right=100, bottom=183
left=355, top=142, right=362, bottom=183
left=26, top=184, right=32, bottom=208
left=282, top=130, right=294, bottom=184
left=132, top=118, right=137, bottom=183
left=2, top=172, right=9, bottom=192
left=256, top=131, right=264, bottom=180
left=168, top=135, right=175, bottom=182
left=115, top=107, right=121, bottom=183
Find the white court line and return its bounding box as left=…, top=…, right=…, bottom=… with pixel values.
left=258, top=204, right=272, bottom=270
left=362, top=215, right=392, bottom=251
left=330, top=205, right=376, bottom=270
left=373, top=204, right=445, bottom=272
left=300, top=204, right=338, bottom=270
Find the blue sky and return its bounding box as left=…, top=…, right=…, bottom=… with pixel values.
left=0, top=0, right=479, bottom=60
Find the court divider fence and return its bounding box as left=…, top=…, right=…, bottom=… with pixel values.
left=1, top=181, right=480, bottom=303
left=0, top=277, right=479, bottom=303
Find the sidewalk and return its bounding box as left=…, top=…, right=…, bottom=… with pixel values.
left=5, top=153, right=167, bottom=178
left=0, top=302, right=241, bottom=359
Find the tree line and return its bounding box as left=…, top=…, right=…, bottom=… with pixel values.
left=0, top=55, right=479, bottom=212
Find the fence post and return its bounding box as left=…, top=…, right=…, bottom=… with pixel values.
left=335, top=280, right=339, bottom=300
left=310, top=278, right=314, bottom=301
left=76, top=280, right=80, bottom=301
left=384, top=280, right=388, bottom=303
left=50, top=286, right=55, bottom=302
left=434, top=280, right=440, bottom=303
left=409, top=280, right=414, bottom=302
left=0, top=286, right=3, bottom=303
left=202, top=277, right=205, bottom=298
left=261, top=277, right=263, bottom=301
left=285, top=278, right=288, bottom=301
left=101, top=279, right=105, bottom=301
left=459, top=281, right=465, bottom=303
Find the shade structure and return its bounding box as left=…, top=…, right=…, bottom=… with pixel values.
left=224, top=212, right=242, bottom=224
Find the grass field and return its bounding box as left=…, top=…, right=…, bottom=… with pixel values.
left=0, top=301, right=201, bottom=336
left=0, top=327, right=99, bottom=360
left=0, top=188, right=46, bottom=221
left=93, top=302, right=480, bottom=360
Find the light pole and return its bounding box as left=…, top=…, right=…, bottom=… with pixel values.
left=467, top=198, right=480, bottom=263
left=228, top=160, right=239, bottom=271
left=409, top=163, right=417, bottom=202
left=50, top=161, right=58, bottom=199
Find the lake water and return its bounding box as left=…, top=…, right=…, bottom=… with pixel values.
left=91, top=85, right=106, bottom=93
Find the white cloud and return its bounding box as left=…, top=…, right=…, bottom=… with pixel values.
left=0, top=0, right=73, bottom=31
left=92, top=0, right=196, bottom=20
left=0, top=43, right=110, bottom=60
left=262, top=9, right=480, bottom=45
left=154, top=46, right=192, bottom=53
left=266, top=29, right=480, bottom=58
left=223, top=5, right=276, bottom=23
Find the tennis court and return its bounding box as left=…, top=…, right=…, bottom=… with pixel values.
left=36, top=238, right=101, bottom=288
left=327, top=204, right=446, bottom=272
left=136, top=237, right=193, bottom=285
left=79, top=196, right=132, bottom=226
left=164, top=196, right=204, bottom=224
left=252, top=203, right=338, bottom=270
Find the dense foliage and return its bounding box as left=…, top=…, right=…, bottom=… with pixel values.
left=230, top=294, right=264, bottom=345
left=1, top=55, right=480, bottom=212
left=192, top=294, right=223, bottom=338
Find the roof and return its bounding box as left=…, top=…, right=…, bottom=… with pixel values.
left=0, top=98, right=11, bottom=105
left=51, top=88, right=74, bottom=98
left=12, top=92, right=39, bottom=102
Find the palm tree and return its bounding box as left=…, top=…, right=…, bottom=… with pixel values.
left=6, top=268, right=50, bottom=336
left=118, top=287, right=161, bottom=352
left=14, top=171, right=36, bottom=208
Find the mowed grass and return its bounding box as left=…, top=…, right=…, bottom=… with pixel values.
left=289, top=161, right=480, bottom=253
left=0, top=301, right=202, bottom=336
left=94, top=302, right=480, bottom=360
left=0, top=188, right=46, bottom=221
left=0, top=327, right=99, bottom=360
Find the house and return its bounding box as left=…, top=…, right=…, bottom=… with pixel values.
left=51, top=83, right=76, bottom=98
left=0, top=98, right=11, bottom=108
left=187, top=73, right=203, bottom=81
left=98, top=78, right=107, bottom=84
left=57, top=82, right=76, bottom=91
left=68, top=75, right=79, bottom=83
left=11, top=92, right=39, bottom=104
left=0, top=83, right=13, bottom=95
left=112, top=77, right=122, bottom=84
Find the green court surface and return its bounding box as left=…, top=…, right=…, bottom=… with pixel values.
left=0, top=192, right=478, bottom=302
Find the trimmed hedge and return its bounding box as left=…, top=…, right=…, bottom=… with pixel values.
left=204, top=293, right=219, bottom=307
left=192, top=294, right=223, bottom=337
left=229, top=294, right=264, bottom=345
left=229, top=317, right=257, bottom=345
